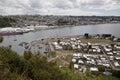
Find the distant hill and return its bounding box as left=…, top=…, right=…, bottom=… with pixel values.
left=0, top=15, right=120, bottom=27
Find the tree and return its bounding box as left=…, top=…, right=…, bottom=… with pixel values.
left=57, top=39, right=61, bottom=44
left=84, top=33, right=89, bottom=39
left=98, top=66, right=105, bottom=72
left=24, top=51, right=33, bottom=60
left=111, top=44, right=114, bottom=48
left=111, top=36, right=115, bottom=41
left=69, top=62, right=74, bottom=70
left=0, top=36, right=3, bottom=43
left=112, top=70, right=120, bottom=78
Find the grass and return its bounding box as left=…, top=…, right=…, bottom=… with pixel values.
left=61, top=67, right=120, bottom=80
left=80, top=38, right=114, bottom=44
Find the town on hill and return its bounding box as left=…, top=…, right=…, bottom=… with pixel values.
left=0, top=15, right=120, bottom=28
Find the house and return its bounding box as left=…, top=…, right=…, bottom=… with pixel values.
left=109, top=56, right=114, bottom=60
left=59, top=42, right=66, bottom=45
left=97, top=49, right=101, bottom=53
left=74, top=64, right=79, bottom=69
left=92, top=45, right=99, bottom=49
left=93, top=49, right=97, bottom=52
left=78, top=60, right=84, bottom=64
left=114, top=38, right=120, bottom=42
left=103, top=71, right=112, bottom=76
left=77, top=53, right=82, bottom=57
left=55, top=45, right=63, bottom=50
left=72, top=58, right=76, bottom=63
left=104, top=47, right=111, bottom=52
left=102, top=34, right=111, bottom=38
left=107, top=52, right=113, bottom=55
left=52, top=42, right=58, bottom=45
left=115, top=45, right=120, bottom=49
left=114, top=62, right=120, bottom=67
left=96, top=60, right=103, bottom=65
left=77, top=45, right=81, bottom=49
left=78, top=40, right=81, bottom=43
left=72, top=45, right=77, bottom=49
left=87, top=42, right=92, bottom=45
left=73, top=53, right=78, bottom=58
left=115, top=57, right=120, bottom=60
left=90, top=67, right=99, bottom=72
left=103, top=64, right=110, bottom=67
left=71, top=38, right=76, bottom=41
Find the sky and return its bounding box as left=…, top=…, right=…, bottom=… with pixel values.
left=0, top=0, right=120, bottom=16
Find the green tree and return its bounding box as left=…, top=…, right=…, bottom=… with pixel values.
left=84, top=33, right=89, bottom=39
left=48, top=51, right=56, bottom=57
left=57, top=39, right=61, bottom=44
left=24, top=51, right=33, bottom=60
left=0, top=36, right=3, bottom=43
left=98, top=66, right=105, bottom=72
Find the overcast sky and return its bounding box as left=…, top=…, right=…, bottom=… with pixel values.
left=0, top=0, right=120, bottom=16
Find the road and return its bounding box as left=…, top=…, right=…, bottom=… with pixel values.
left=102, top=49, right=120, bottom=70
left=48, top=42, right=54, bottom=51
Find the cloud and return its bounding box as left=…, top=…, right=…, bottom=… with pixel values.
left=101, top=0, right=120, bottom=10
left=0, top=0, right=120, bottom=15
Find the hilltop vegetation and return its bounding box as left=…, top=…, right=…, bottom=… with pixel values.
left=0, top=46, right=68, bottom=80
left=0, top=46, right=120, bottom=80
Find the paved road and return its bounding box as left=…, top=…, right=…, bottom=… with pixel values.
left=102, top=49, right=120, bottom=70
left=48, top=56, right=59, bottom=62
left=48, top=42, right=54, bottom=51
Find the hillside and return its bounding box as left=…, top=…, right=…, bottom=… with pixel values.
left=0, top=46, right=120, bottom=80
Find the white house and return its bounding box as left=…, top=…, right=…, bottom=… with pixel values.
left=90, top=67, right=99, bottom=72
left=115, top=57, right=120, bottom=60
left=72, top=58, right=76, bottom=63
left=107, top=52, right=113, bottom=55
left=78, top=60, right=84, bottom=64
left=74, top=64, right=79, bottom=69
left=114, top=62, right=120, bottom=67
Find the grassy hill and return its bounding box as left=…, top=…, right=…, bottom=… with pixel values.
left=0, top=45, right=120, bottom=80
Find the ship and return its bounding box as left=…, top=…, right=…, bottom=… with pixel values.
left=0, top=27, right=23, bottom=35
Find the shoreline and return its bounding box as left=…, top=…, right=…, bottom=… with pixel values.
left=0, top=23, right=120, bottom=36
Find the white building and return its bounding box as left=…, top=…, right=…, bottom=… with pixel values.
left=90, top=67, right=99, bottom=72
left=74, top=64, right=79, bottom=69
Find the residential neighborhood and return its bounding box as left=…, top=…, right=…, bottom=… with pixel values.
left=51, top=34, right=120, bottom=75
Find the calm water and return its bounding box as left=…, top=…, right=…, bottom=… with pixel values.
left=1, top=24, right=120, bottom=55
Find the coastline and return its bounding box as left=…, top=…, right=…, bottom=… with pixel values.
left=0, top=23, right=120, bottom=36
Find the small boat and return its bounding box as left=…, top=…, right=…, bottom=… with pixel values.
left=39, top=46, right=42, bottom=49
left=19, top=42, right=29, bottom=46
left=19, top=43, right=23, bottom=46
left=14, top=39, right=17, bottom=41
left=25, top=45, right=29, bottom=49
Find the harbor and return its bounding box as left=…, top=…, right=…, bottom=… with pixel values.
left=0, top=24, right=120, bottom=55
left=0, top=26, right=57, bottom=35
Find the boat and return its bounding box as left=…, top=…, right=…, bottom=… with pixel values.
left=0, top=27, right=23, bottom=35
left=14, top=39, right=17, bottom=41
